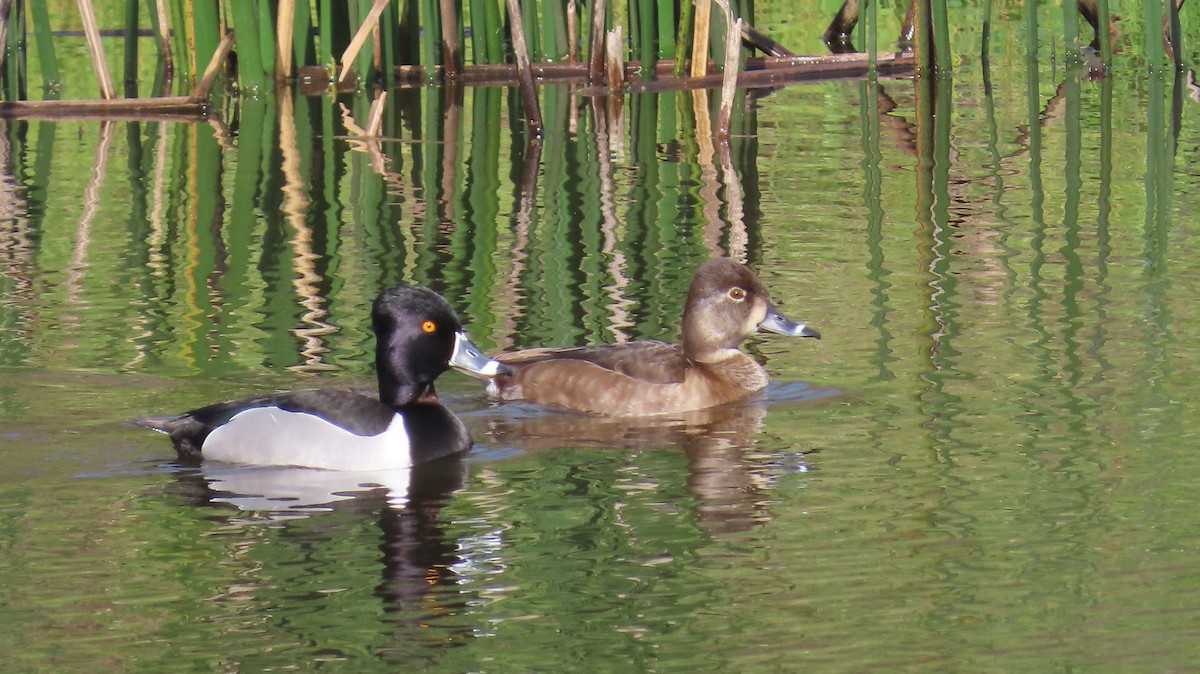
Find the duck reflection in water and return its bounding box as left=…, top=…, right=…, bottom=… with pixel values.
left=468, top=381, right=835, bottom=537
left=167, top=456, right=474, bottom=631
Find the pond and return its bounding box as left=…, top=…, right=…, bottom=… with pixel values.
left=3, top=5, right=1200, bottom=672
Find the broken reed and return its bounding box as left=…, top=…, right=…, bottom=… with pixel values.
left=5, top=0, right=754, bottom=97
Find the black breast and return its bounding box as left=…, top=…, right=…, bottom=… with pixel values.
left=398, top=403, right=473, bottom=463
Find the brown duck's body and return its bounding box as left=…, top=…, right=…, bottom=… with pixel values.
left=480, top=258, right=821, bottom=417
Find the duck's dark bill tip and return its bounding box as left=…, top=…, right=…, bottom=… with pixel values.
left=758, top=312, right=820, bottom=340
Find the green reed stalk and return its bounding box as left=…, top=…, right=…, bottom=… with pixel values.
left=170, top=3, right=192, bottom=85
left=981, top=0, right=991, bottom=65
left=29, top=0, right=57, bottom=93
left=1097, top=0, right=1111, bottom=65
left=520, top=0, right=540, bottom=60
left=230, top=2, right=269, bottom=88
left=1143, top=0, right=1164, bottom=71
left=656, top=0, right=674, bottom=60
left=191, top=0, right=222, bottom=83
left=291, top=2, right=314, bottom=70
left=5, top=0, right=27, bottom=101
left=255, top=1, right=277, bottom=81
left=931, top=0, right=950, bottom=73
left=636, top=0, right=656, bottom=78
left=378, top=1, right=395, bottom=81
left=543, top=0, right=568, bottom=61
left=485, top=0, right=504, bottom=62
left=1167, top=0, right=1182, bottom=67
left=1023, top=0, right=1038, bottom=60
left=419, top=0, right=440, bottom=80
left=913, top=0, right=930, bottom=75
left=674, top=0, right=692, bottom=76
left=123, top=0, right=138, bottom=95
left=317, top=0, right=334, bottom=66
left=865, top=0, right=877, bottom=67
left=397, top=0, right=417, bottom=65
left=466, top=0, right=483, bottom=63
left=352, top=0, right=375, bottom=82
left=1063, top=0, right=1079, bottom=64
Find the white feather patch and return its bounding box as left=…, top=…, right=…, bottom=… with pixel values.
left=202, top=407, right=412, bottom=471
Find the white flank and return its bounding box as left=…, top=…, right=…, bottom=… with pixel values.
left=202, top=407, right=412, bottom=471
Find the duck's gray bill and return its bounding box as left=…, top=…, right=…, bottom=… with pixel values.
left=758, top=310, right=821, bottom=339
left=450, top=331, right=512, bottom=377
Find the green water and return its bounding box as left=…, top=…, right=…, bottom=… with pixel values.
left=4, top=6, right=1200, bottom=672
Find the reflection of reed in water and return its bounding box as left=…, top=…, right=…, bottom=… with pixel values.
left=0, top=120, right=36, bottom=358
left=279, top=88, right=336, bottom=373
left=591, top=94, right=634, bottom=342
left=65, top=121, right=116, bottom=317
left=12, top=80, right=770, bottom=376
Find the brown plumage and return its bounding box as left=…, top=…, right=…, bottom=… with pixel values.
left=482, top=258, right=821, bottom=416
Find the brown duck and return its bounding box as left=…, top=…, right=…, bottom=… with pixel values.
left=478, top=258, right=820, bottom=416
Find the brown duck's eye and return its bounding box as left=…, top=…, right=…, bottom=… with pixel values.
left=728, top=287, right=746, bottom=301
left=422, top=320, right=437, bottom=333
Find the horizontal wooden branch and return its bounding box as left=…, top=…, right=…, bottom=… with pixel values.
left=0, top=52, right=912, bottom=121
left=393, top=52, right=915, bottom=89
left=0, top=96, right=209, bottom=120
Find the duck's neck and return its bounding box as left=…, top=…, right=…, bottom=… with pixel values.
left=698, top=352, right=770, bottom=392
left=681, top=310, right=712, bottom=361
left=378, top=375, right=437, bottom=408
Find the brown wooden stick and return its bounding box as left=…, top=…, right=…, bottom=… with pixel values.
left=392, top=51, right=914, bottom=88
left=567, top=0, right=578, bottom=62
left=154, top=0, right=174, bottom=80
left=742, top=23, right=794, bottom=57
left=0, top=97, right=208, bottom=120
left=338, top=0, right=390, bottom=84
left=192, top=31, right=236, bottom=99
left=506, top=0, right=544, bottom=135
left=717, top=16, right=741, bottom=140
left=588, top=0, right=606, bottom=83
left=605, top=27, right=624, bottom=92
left=366, top=90, right=387, bottom=136
left=690, top=0, right=712, bottom=77
left=440, top=0, right=461, bottom=78
left=77, top=0, right=116, bottom=99
left=276, top=0, right=295, bottom=79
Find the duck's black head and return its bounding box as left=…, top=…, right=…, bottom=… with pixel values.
left=681, top=258, right=820, bottom=362
left=372, top=285, right=465, bottom=407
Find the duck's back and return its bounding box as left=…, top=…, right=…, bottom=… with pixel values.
left=489, top=341, right=765, bottom=416
left=498, top=341, right=689, bottom=383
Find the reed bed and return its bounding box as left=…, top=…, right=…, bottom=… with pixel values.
left=0, top=0, right=920, bottom=115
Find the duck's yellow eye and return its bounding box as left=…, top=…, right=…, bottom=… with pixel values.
left=422, top=320, right=437, bottom=333
left=728, top=287, right=746, bottom=301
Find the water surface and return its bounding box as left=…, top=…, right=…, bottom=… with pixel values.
left=3, top=8, right=1200, bottom=671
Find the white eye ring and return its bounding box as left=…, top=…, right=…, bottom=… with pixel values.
left=728, top=287, right=746, bottom=301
